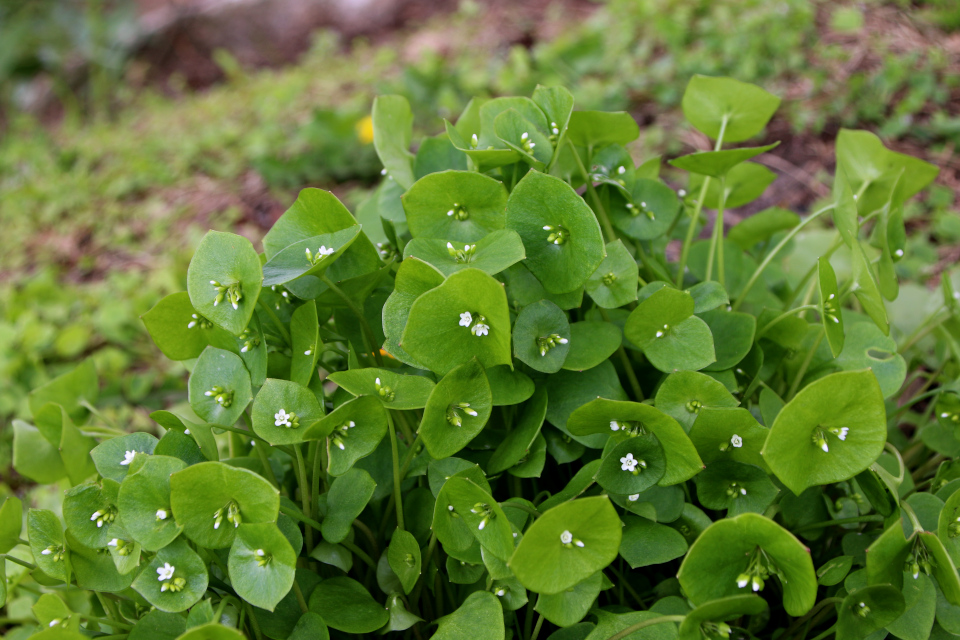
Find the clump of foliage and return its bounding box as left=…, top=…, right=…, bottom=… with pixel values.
left=3, top=75, right=958, bottom=640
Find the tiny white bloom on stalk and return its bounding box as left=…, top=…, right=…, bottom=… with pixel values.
left=731, top=434, right=743, bottom=448
left=157, top=563, right=175, bottom=582
left=41, top=548, right=52, bottom=555
left=275, top=409, right=292, bottom=427
left=108, top=538, right=119, bottom=547
left=627, top=494, right=640, bottom=502
left=91, top=511, right=102, bottom=522
left=256, top=549, right=265, bottom=557
left=472, top=322, right=489, bottom=337
left=560, top=530, right=573, bottom=545
left=610, top=420, right=620, bottom=431
left=620, top=453, right=639, bottom=472
left=120, top=450, right=137, bottom=466
left=737, top=574, right=750, bottom=588
left=837, top=427, right=849, bottom=440
left=157, top=509, right=168, bottom=520
left=618, top=166, right=626, bottom=175
left=459, top=311, right=473, bottom=327
left=49, top=620, right=60, bottom=628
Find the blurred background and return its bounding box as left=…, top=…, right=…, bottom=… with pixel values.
left=0, top=0, right=958, bottom=493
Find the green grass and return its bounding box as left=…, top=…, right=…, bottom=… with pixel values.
left=1, top=0, right=957, bottom=486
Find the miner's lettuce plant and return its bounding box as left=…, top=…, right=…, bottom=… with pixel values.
left=3, top=75, right=959, bottom=640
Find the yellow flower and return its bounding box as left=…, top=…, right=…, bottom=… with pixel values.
left=356, top=115, right=374, bottom=145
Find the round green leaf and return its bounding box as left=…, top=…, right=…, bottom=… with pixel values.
left=129, top=610, right=187, bottom=640
left=188, top=347, right=252, bottom=427
left=308, top=576, right=389, bottom=634
left=618, top=516, right=688, bottom=569
left=678, top=512, right=816, bottom=616
left=261, top=226, right=362, bottom=286
left=132, top=538, right=208, bottom=613
left=402, top=170, right=509, bottom=242
left=321, top=468, right=377, bottom=544
left=671, top=144, right=779, bottom=179
left=835, top=321, right=907, bottom=399
left=761, top=370, right=887, bottom=496
left=585, top=240, right=638, bottom=308
left=327, top=368, right=435, bottom=410
left=142, top=292, right=210, bottom=361
left=505, top=170, right=605, bottom=294
left=488, top=388, right=548, bottom=475
left=403, top=230, right=525, bottom=278
left=688, top=407, right=768, bottom=468
left=90, top=432, right=159, bottom=484
left=689, top=162, right=778, bottom=209
left=65, top=530, right=135, bottom=593
left=566, top=111, right=639, bottom=147
left=509, top=496, right=622, bottom=595
left=608, top=179, right=680, bottom=242
left=388, top=528, right=422, bottom=595
left=560, top=321, right=622, bottom=372
left=186, top=230, right=262, bottom=336
left=118, top=455, right=186, bottom=551
left=678, top=595, right=768, bottom=640
left=624, top=287, right=716, bottom=372
left=567, top=398, right=703, bottom=485
left=401, top=268, right=512, bottom=374
left=442, top=477, right=514, bottom=561
left=495, top=109, right=554, bottom=169
left=251, top=379, right=324, bottom=446
left=535, top=572, right=603, bottom=628
left=382, top=257, right=446, bottom=367
left=63, top=481, right=118, bottom=549
left=681, top=75, right=781, bottom=143
left=694, top=460, right=779, bottom=516
left=304, top=395, right=388, bottom=475
left=433, top=591, right=505, bottom=640
left=514, top=299, right=571, bottom=373
left=699, top=309, right=755, bottom=372
left=228, top=522, right=296, bottom=612
left=487, top=365, right=535, bottom=406
left=28, top=509, right=69, bottom=583
left=596, top=435, right=666, bottom=495
left=837, top=585, right=905, bottom=640
left=420, top=359, right=492, bottom=459
left=170, top=461, right=280, bottom=549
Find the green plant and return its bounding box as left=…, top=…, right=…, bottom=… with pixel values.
left=3, top=75, right=958, bottom=640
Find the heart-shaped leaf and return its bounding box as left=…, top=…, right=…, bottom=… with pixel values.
left=402, top=171, right=509, bottom=242
left=251, top=379, right=324, bottom=446
left=188, top=347, right=252, bottom=427
left=228, top=523, right=296, bottom=611
left=402, top=230, right=525, bottom=278
left=624, top=286, right=716, bottom=372
left=681, top=75, right=780, bottom=143
left=308, top=576, right=389, bottom=634
left=117, top=455, right=185, bottom=551
left=132, top=538, right=208, bottom=613
left=420, top=359, right=492, bottom=459
left=186, top=231, right=262, bottom=336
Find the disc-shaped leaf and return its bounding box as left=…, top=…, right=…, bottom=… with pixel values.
left=228, top=523, right=296, bottom=612
left=560, top=321, right=622, bottom=372
left=488, top=388, right=548, bottom=474
left=388, top=528, right=421, bottom=595
left=188, top=347, right=252, bottom=427
left=505, top=170, right=605, bottom=294
left=402, top=171, right=509, bottom=242
left=509, top=496, right=622, bottom=594
left=835, top=322, right=906, bottom=399
left=251, top=379, right=324, bottom=446
left=403, top=230, right=525, bottom=278
left=837, top=585, right=905, bottom=640
left=65, top=529, right=135, bottom=593
left=118, top=455, right=186, bottom=551
left=170, top=461, right=279, bottom=549
left=534, top=572, right=603, bottom=628
left=886, top=572, right=936, bottom=640
left=372, top=94, right=415, bottom=189
left=681, top=75, right=780, bottom=143
left=694, top=460, right=779, bottom=516
left=321, top=468, right=377, bottom=544
left=513, top=299, right=571, bottom=373
left=488, top=365, right=535, bottom=406
left=762, top=370, right=887, bottom=495
left=677, top=596, right=769, bottom=640
left=142, top=292, right=211, bottom=361
left=624, top=286, right=716, bottom=372
left=495, top=108, right=553, bottom=169
left=308, top=576, right=389, bottom=634
left=303, top=396, right=387, bottom=475
left=63, top=481, right=118, bottom=549
left=90, top=432, right=159, bottom=484
left=132, top=538, right=208, bottom=612
left=28, top=509, right=69, bottom=582
left=618, top=516, right=688, bottom=569
left=700, top=309, right=755, bottom=372
left=261, top=226, right=362, bottom=287
left=567, top=398, right=703, bottom=485
left=442, top=477, right=514, bottom=561
left=596, top=435, right=666, bottom=495
left=688, top=407, right=768, bottom=468
left=328, top=368, right=435, bottom=410
left=151, top=411, right=218, bottom=462
left=670, top=143, right=779, bottom=178
left=186, top=231, right=262, bottom=336
left=677, top=513, right=816, bottom=616
left=585, top=240, right=639, bottom=308
left=401, top=268, right=512, bottom=374
left=433, top=591, right=505, bottom=640
left=608, top=179, right=680, bottom=241
left=566, top=111, right=639, bottom=147
left=420, top=359, right=492, bottom=459
left=382, top=257, right=445, bottom=367
left=688, top=162, right=778, bottom=209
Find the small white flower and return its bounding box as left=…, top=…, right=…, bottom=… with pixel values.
left=558, top=338, right=568, bottom=344
left=575, top=540, right=585, bottom=548
left=495, top=588, right=506, bottom=596
left=120, top=450, right=137, bottom=466
left=472, top=323, right=489, bottom=337
left=620, top=453, right=639, bottom=472
left=41, top=548, right=52, bottom=555
left=91, top=511, right=102, bottom=522
left=895, top=249, right=904, bottom=257
left=730, top=434, right=743, bottom=448
left=157, top=562, right=175, bottom=582
left=49, top=619, right=60, bottom=628
left=274, top=409, right=292, bottom=428
left=627, top=494, right=640, bottom=502
left=256, top=549, right=265, bottom=557
left=560, top=530, right=573, bottom=545
left=678, top=189, right=687, bottom=197
left=837, top=427, right=849, bottom=441
left=943, top=413, right=951, bottom=418
left=610, top=420, right=620, bottom=431
left=157, top=509, right=168, bottom=520
left=737, top=575, right=749, bottom=588
left=317, top=246, right=335, bottom=257
left=108, top=538, right=119, bottom=547
left=821, top=441, right=829, bottom=453
left=184, top=429, right=190, bottom=435
left=459, top=311, right=473, bottom=327
left=617, top=166, right=626, bottom=175
left=521, top=132, right=529, bottom=141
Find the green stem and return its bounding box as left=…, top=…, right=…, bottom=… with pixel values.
left=411, top=533, right=438, bottom=607
left=705, top=178, right=727, bottom=283
left=341, top=540, right=377, bottom=570
left=246, top=413, right=279, bottom=489
left=568, top=139, right=617, bottom=243
left=792, top=515, right=884, bottom=533
left=2, top=555, right=37, bottom=570
left=386, top=412, right=405, bottom=531
left=291, top=581, right=310, bottom=614
left=502, top=501, right=541, bottom=519
left=756, top=305, right=819, bottom=339
left=294, top=445, right=314, bottom=551
left=257, top=298, right=292, bottom=345
left=731, top=203, right=836, bottom=311
left=279, top=504, right=323, bottom=532
left=243, top=601, right=264, bottom=640
left=530, top=613, right=544, bottom=640
left=890, top=388, right=943, bottom=419
left=808, top=624, right=837, bottom=640
left=783, top=598, right=843, bottom=640
left=676, top=177, right=711, bottom=287
left=319, top=274, right=385, bottom=367
left=599, top=308, right=644, bottom=400
left=786, top=328, right=824, bottom=401
left=900, top=311, right=949, bottom=353
left=604, top=615, right=686, bottom=640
